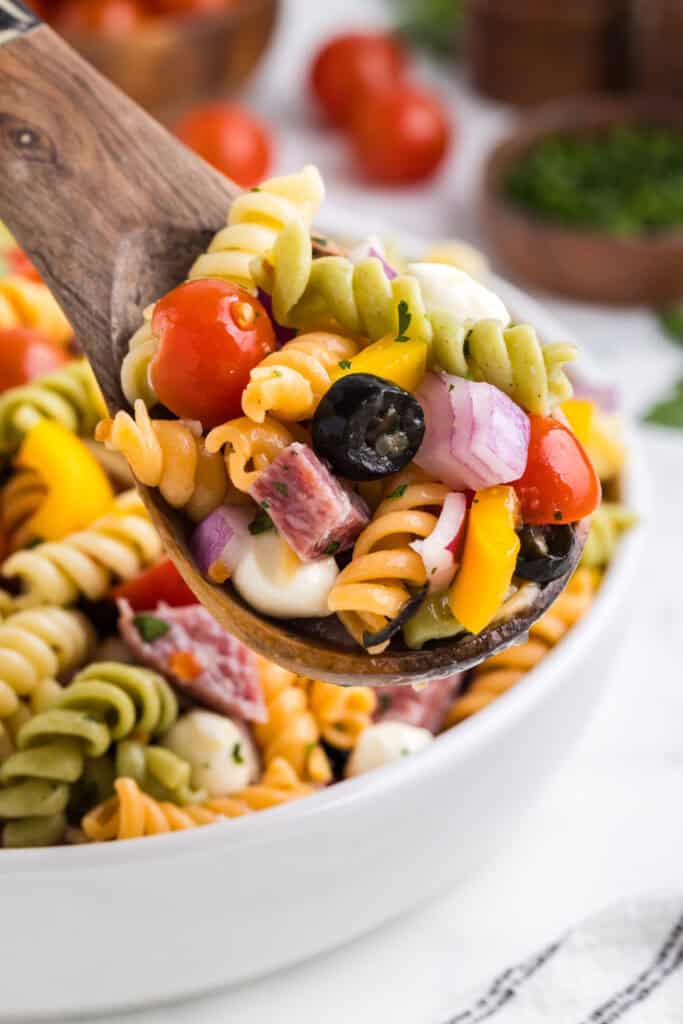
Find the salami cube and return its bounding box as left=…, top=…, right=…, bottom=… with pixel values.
left=249, top=443, right=369, bottom=561
left=374, top=674, right=465, bottom=733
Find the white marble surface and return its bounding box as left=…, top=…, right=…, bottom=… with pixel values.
left=108, top=2, right=683, bottom=1021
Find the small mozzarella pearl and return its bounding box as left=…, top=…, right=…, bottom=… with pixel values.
left=346, top=722, right=433, bottom=777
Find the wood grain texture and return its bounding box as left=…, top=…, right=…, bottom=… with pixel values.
left=0, top=26, right=587, bottom=683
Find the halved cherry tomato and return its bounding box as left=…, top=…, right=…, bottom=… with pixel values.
left=112, top=558, right=197, bottom=611
left=174, top=103, right=272, bottom=188
left=150, top=279, right=275, bottom=428
left=0, top=328, right=70, bottom=393
left=6, top=248, right=42, bottom=284
left=514, top=415, right=601, bottom=525
left=310, top=32, right=408, bottom=127
left=57, top=0, right=147, bottom=35
left=348, top=83, right=451, bottom=185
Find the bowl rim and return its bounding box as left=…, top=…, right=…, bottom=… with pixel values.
left=0, top=275, right=648, bottom=874
left=483, top=93, right=683, bottom=248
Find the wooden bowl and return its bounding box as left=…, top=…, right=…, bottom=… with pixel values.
left=481, top=96, right=683, bottom=305
left=61, top=0, right=278, bottom=120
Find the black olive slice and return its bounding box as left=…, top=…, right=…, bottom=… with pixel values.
left=312, top=373, right=425, bottom=481
left=361, top=585, right=428, bottom=649
left=515, top=523, right=579, bottom=584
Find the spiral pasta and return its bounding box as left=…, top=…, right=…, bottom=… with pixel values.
left=95, top=400, right=229, bottom=522
left=0, top=662, right=177, bottom=847
left=120, top=306, right=158, bottom=408
left=0, top=468, right=46, bottom=551
left=253, top=656, right=332, bottom=784
left=115, top=739, right=203, bottom=805
left=205, top=415, right=306, bottom=493
left=329, top=472, right=450, bottom=653
left=0, top=360, right=106, bottom=457
left=0, top=607, right=95, bottom=720
left=581, top=503, right=637, bottom=571
left=242, top=332, right=359, bottom=423
left=443, top=568, right=597, bottom=727
left=0, top=276, right=72, bottom=346
left=305, top=679, right=377, bottom=750
left=0, top=490, right=162, bottom=609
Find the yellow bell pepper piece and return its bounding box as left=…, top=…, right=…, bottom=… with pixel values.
left=16, top=420, right=114, bottom=541
left=331, top=335, right=428, bottom=393
left=449, top=486, right=520, bottom=635
left=561, top=398, right=595, bottom=448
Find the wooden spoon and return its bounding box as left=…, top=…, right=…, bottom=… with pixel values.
left=0, top=8, right=587, bottom=684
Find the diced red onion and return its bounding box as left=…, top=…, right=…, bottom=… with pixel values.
left=415, top=373, right=530, bottom=492
left=348, top=236, right=398, bottom=280
left=190, top=505, right=254, bottom=584
left=410, top=492, right=467, bottom=593
left=566, top=366, right=620, bottom=413
left=256, top=288, right=297, bottom=347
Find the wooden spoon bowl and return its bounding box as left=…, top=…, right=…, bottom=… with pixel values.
left=0, top=11, right=586, bottom=684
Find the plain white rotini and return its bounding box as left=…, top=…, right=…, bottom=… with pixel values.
left=0, top=491, right=163, bottom=609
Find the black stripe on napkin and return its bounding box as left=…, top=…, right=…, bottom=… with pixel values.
left=579, top=911, right=683, bottom=1024
left=442, top=938, right=564, bottom=1024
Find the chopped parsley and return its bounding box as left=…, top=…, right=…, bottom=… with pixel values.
left=395, top=300, right=412, bottom=342
left=133, top=614, right=170, bottom=644
left=400, top=747, right=410, bottom=756
left=338, top=359, right=352, bottom=370
left=387, top=484, right=408, bottom=499
left=249, top=510, right=275, bottom=535
left=324, top=540, right=340, bottom=556
left=274, top=481, right=288, bottom=496
left=232, top=742, right=244, bottom=765
left=250, top=186, right=261, bottom=192
left=554, top=511, right=563, bottom=521
left=260, top=500, right=270, bottom=510
left=312, top=235, right=328, bottom=247
left=304, top=741, right=317, bottom=756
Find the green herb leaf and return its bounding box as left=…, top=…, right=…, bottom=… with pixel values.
left=554, top=511, right=563, bottom=521
left=387, top=484, right=408, bottom=499
left=250, top=187, right=261, bottom=192
left=324, top=540, right=340, bottom=555
left=312, top=235, right=328, bottom=247
left=274, top=481, right=288, bottom=496
left=338, top=359, right=352, bottom=370
left=643, top=378, right=683, bottom=429
left=249, top=510, right=275, bottom=535
left=133, top=614, right=170, bottom=644
left=232, top=742, right=244, bottom=765
left=658, top=305, right=683, bottom=346
left=260, top=500, right=270, bottom=510
left=396, top=300, right=412, bottom=342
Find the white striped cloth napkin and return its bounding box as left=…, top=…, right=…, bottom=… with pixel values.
left=442, top=900, right=683, bottom=1024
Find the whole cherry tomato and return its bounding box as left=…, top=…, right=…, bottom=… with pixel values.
left=150, top=279, right=275, bottom=429
left=0, top=329, right=70, bottom=393
left=174, top=103, right=272, bottom=188
left=310, top=32, right=408, bottom=127
left=6, top=248, right=42, bottom=284
left=112, top=558, right=197, bottom=611
left=514, top=415, right=601, bottom=525
left=348, top=84, right=451, bottom=185
left=26, top=0, right=54, bottom=20
left=57, top=0, right=147, bottom=35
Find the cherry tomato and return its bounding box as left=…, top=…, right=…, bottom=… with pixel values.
left=151, top=0, right=233, bottom=15
left=0, top=329, right=70, bottom=393
left=514, top=415, right=601, bottom=525
left=310, top=32, right=408, bottom=127
left=112, top=558, right=197, bottom=611
left=348, top=84, right=451, bottom=185
left=57, top=0, right=147, bottom=35
left=27, top=0, right=54, bottom=20
left=174, top=103, right=272, bottom=188
left=150, top=279, right=275, bottom=428
left=6, top=247, right=42, bottom=284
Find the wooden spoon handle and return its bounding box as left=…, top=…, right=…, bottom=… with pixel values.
left=0, top=7, right=237, bottom=369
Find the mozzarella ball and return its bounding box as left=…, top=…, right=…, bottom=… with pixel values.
left=233, top=530, right=338, bottom=618
left=346, top=722, right=433, bottom=778
left=408, top=261, right=510, bottom=326
left=162, top=710, right=258, bottom=797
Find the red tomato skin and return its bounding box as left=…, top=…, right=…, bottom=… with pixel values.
left=0, top=329, right=70, bottom=393
left=514, top=415, right=602, bottom=525
left=6, top=248, right=42, bottom=284
left=57, top=0, right=147, bottom=35
left=348, top=84, right=451, bottom=185
left=150, top=279, right=275, bottom=429
left=151, top=0, right=233, bottom=15
left=174, top=103, right=272, bottom=188
left=310, top=32, right=407, bottom=127
left=112, top=559, right=197, bottom=611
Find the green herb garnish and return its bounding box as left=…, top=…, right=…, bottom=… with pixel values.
left=338, top=359, right=352, bottom=370
left=324, top=540, right=340, bottom=555
left=274, top=481, right=288, bottom=496
left=658, top=305, right=683, bottom=346
left=643, top=378, right=683, bottom=429
left=387, top=484, right=408, bottom=499
left=249, top=510, right=275, bottom=535
left=133, top=614, right=170, bottom=644
left=312, top=235, right=328, bottom=247
left=232, top=742, right=244, bottom=765
left=396, top=300, right=412, bottom=342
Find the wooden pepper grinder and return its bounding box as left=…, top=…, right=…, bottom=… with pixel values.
left=467, top=0, right=630, bottom=107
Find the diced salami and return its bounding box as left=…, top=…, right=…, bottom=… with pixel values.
left=249, top=442, right=369, bottom=561
left=374, top=674, right=464, bottom=734
left=118, top=600, right=265, bottom=722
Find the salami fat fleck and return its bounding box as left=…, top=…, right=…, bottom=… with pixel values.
left=249, top=442, right=369, bottom=561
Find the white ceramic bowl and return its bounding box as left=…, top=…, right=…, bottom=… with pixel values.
left=0, top=280, right=646, bottom=1021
